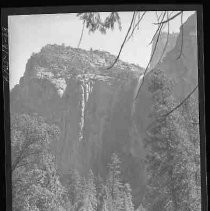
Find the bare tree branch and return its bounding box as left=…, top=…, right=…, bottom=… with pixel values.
left=137, top=12, right=141, bottom=30
left=156, top=12, right=170, bottom=66
left=153, top=11, right=182, bottom=25
left=134, top=12, right=166, bottom=100
left=15, top=149, right=42, bottom=169
left=155, top=11, right=159, bottom=22
left=154, top=11, right=164, bottom=24
left=132, top=11, right=138, bottom=35
left=133, top=11, right=187, bottom=102
left=162, top=84, right=198, bottom=117
left=106, top=12, right=136, bottom=70
left=77, top=20, right=85, bottom=48
left=12, top=140, right=32, bottom=172
left=149, top=12, right=166, bottom=45
left=11, top=128, right=46, bottom=172
left=126, top=11, right=147, bottom=43
left=177, top=12, right=184, bottom=60
left=169, top=11, right=175, bottom=17
left=157, top=11, right=165, bottom=22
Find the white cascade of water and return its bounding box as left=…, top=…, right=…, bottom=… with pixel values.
left=79, top=76, right=94, bottom=142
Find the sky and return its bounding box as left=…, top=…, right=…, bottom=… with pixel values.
left=8, top=11, right=195, bottom=89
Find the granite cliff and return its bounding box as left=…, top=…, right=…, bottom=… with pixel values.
left=149, top=31, right=178, bottom=70
left=135, top=13, right=198, bottom=144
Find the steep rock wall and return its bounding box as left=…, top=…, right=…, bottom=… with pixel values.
left=10, top=45, right=146, bottom=204
left=135, top=13, right=198, bottom=140
left=149, top=32, right=178, bottom=70
left=156, top=13, right=198, bottom=97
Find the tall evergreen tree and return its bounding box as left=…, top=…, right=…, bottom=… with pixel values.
left=123, top=183, right=134, bottom=211
left=67, top=169, right=84, bottom=209
left=102, top=153, right=124, bottom=211
left=80, top=169, right=98, bottom=211
left=101, top=185, right=112, bottom=211
left=95, top=174, right=105, bottom=211
left=142, top=69, right=200, bottom=211
left=179, top=94, right=201, bottom=211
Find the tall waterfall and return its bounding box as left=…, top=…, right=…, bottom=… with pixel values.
left=78, top=74, right=94, bottom=142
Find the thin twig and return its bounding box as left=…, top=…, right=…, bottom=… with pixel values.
left=155, top=11, right=159, bottom=22
left=177, top=11, right=184, bottom=60
left=132, top=11, right=138, bottom=38
left=126, top=11, right=147, bottom=43
left=157, top=11, right=164, bottom=22
left=137, top=12, right=141, bottom=30
left=106, top=12, right=136, bottom=70
left=169, top=11, right=174, bottom=17
left=153, top=11, right=182, bottom=25
left=77, top=20, right=85, bottom=48
left=149, top=12, right=166, bottom=45
left=155, top=11, right=164, bottom=24
left=156, top=11, right=170, bottom=65
left=162, top=84, right=198, bottom=117
left=132, top=12, right=138, bottom=36
left=134, top=18, right=165, bottom=100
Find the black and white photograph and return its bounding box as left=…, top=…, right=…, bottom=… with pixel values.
left=2, top=5, right=207, bottom=211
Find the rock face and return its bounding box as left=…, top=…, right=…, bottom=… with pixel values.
left=10, top=44, right=146, bottom=204
left=156, top=13, right=198, bottom=98
left=135, top=13, right=198, bottom=141
left=149, top=32, right=178, bottom=70
left=10, top=13, right=198, bottom=206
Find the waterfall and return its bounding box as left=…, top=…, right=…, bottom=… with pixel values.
left=78, top=75, right=94, bottom=142
left=79, top=80, right=85, bottom=142
left=77, top=73, right=111, bottom=142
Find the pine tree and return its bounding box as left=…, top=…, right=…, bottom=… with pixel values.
left=103, top=153, right=124, bottom=211
left=179, top=93, right=201, bottom=211
left=143, top=69, right=199, bottom=211
left=67, top=169, right=84, bottom=209
left=101, top=185, right=113, bottom=211
left=123, top=183, right=134, bottom=211
left=81, top=169, right=97, bottom=211
left=95, top=174, right=104, bottom=211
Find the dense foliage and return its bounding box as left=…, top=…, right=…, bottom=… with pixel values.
left=11, top=114, right=67, bottom=210
left=77, top=12, right=122, bottom=34
left=11, top=115, right=137, bottom=210
left=142, top=69, right=201, bottom=211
